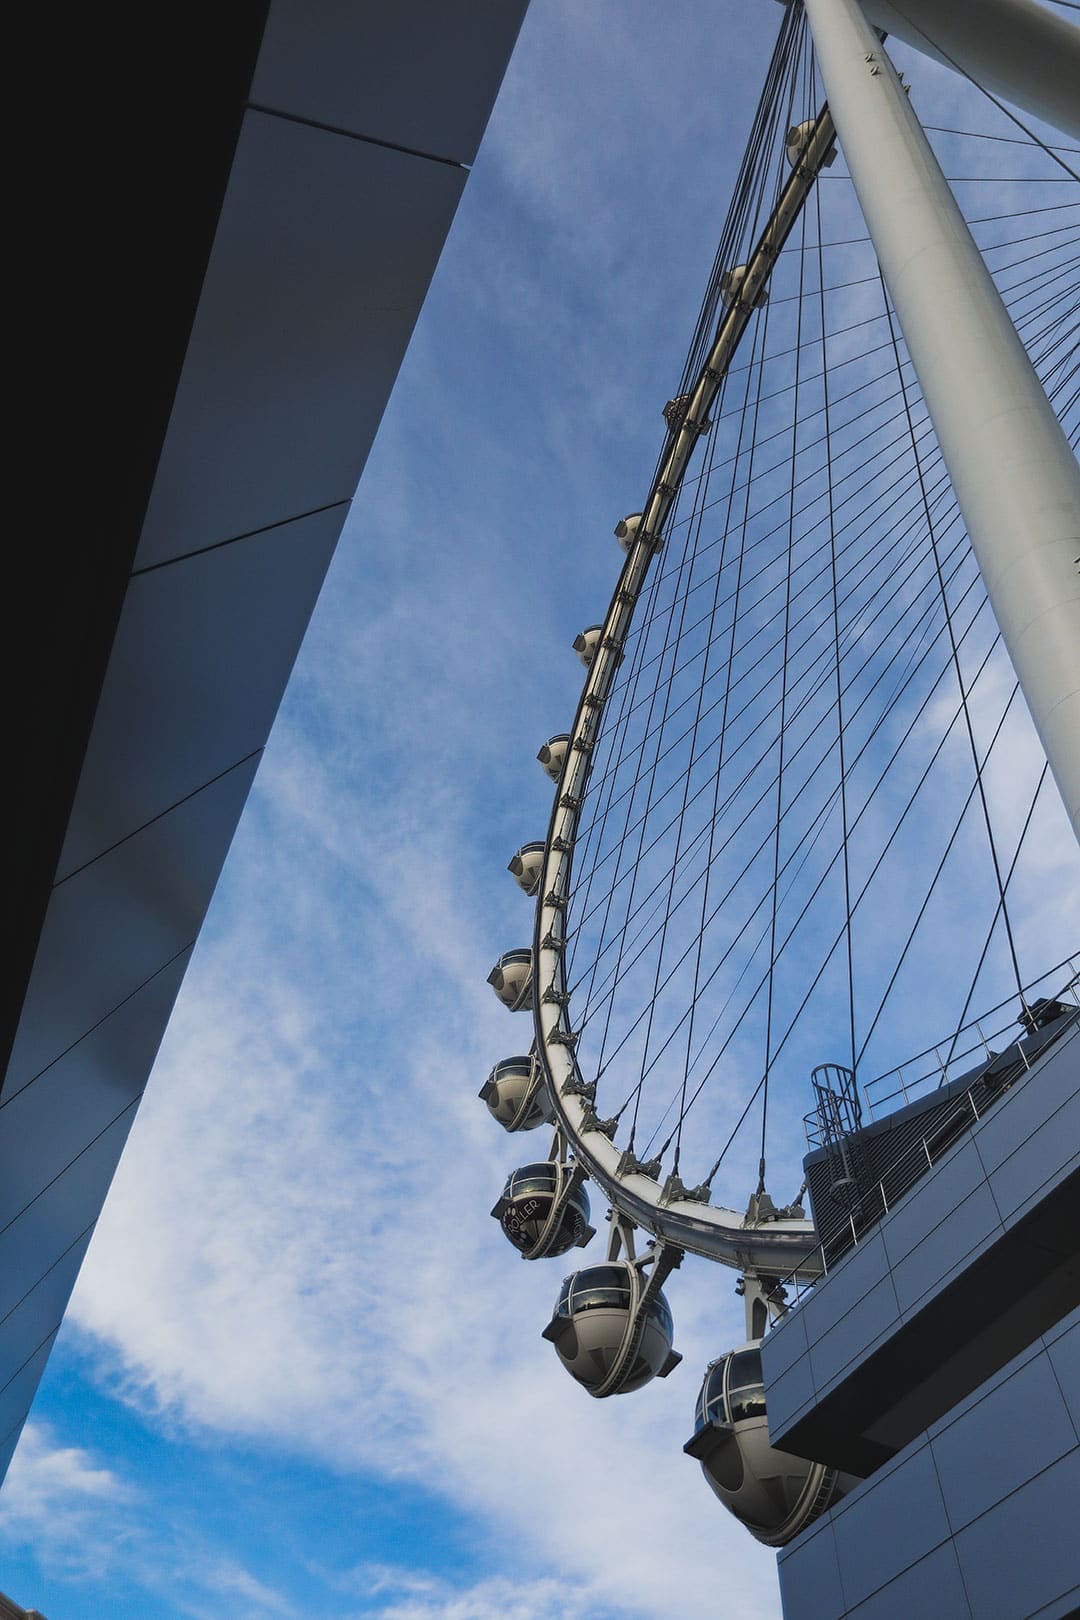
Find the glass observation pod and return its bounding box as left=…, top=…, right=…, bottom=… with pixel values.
left=507, top=841, right=546, bottom=897
left=537, top=734, right=571, bottom=781
left=614, top=512, right=642, bottom=552
left=573, top=626, right=604, bottom=668
left=541, top=1261, right=681, bottom=1398
left=573, top=626, right=625, bottom=669
left=785, top=117, right=837, bottom=169
left=719, top=263, right=769, bottom=309
left=478, top=1054, right=554, bottom=1133
left=487, top=948, right=533, bottom=1012
left=684, top=1341, right=855, bottom=1546
left=490, top=1161, right=593, bottom=1260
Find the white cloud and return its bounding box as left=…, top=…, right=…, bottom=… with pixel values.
left=189, top=1559, right=297, bottom=1619
left=0, top=1421, right=132, bottom=1583
left=349, top=1567, right=612, bottom=1620
left=0, top=1424, right=300, bottom=1620
left=1, top=1419, right=126, bottom=1509
left=62, top=697, right=781, bottom=1620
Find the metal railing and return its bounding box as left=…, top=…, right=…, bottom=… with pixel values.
left=860, top=960, right=1079, bottom=1122
left=801, top=961, right=1079, bottom=1150
left=778, top=991, right=1079, bottom=1311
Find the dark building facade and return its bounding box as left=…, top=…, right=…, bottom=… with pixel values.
left=2, top=0, right=527, bottom=1483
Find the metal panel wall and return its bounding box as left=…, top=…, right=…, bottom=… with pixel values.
left=777, top=1308, right=1080, bottom=1620
left=133, top=117, right=466, bottom=571
left=1, top=0, right=529, bottom=1482
left=763, top=1022, right=1080, bottom=1475
left=249, top=0, right=527, bottom=162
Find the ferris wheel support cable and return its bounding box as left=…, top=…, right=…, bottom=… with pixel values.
left=815, top=173, right=858, bottom=1079
left=804, top=0, right=1080, bottom=841
left=598, top=561, right=1000, bottom=1191
left=758, top=184, right=813, bottom=1189
left=572, top=495, right=975, bottom=1007
left=627, top=602, right=1004, bottom=1128
left=945, top=763, right=1052, bottom=1071
left=991, top=234, right=1080, bottom=281
left=675, top=655, right=1022, bottom=1166
left=923, top=126, right=1080, bottom=155
left=852, top=682, right=1025, bottom=1067
left=880, top=284, right=1027, bottom=1004
left=571, top=459, right=960, bottom=919
left=996, top=257, right=1080, bottom=312
left=593, top=414, right=946, bottom=765
left=632, top=570, right=1004, bottom=1095
left=970, top=200, right=1080, bottom=225
left=651, top=395, right=946, bottom=624
left=572, top=490, right=966, bottom=1032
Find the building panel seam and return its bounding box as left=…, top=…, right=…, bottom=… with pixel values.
left=245, top=100, right=470, bottom=170
left=129, top=498, right=351, bottom=580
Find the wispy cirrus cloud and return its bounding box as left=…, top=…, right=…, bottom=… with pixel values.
left=63, top=708, right=780, bottom=1620
left=0, top=1422, right=133, bottom=1584
left=0, top=1424, right=296, bottom=1620
left=347, top=1565, right=613, bottom=1620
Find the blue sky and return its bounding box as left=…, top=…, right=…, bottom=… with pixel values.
left=2, top=3, right=1077, bottom=1617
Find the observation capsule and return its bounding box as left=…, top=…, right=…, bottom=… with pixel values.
left=662, top=398, right=710, bottom=438
left=508, top=841, right=546, bottom=896
left=784, top=120, right=836, bottom=169
left=720, top=264, right=768, bottom=310
left=574, top=625, right=604, bottom=667
left=574, top=627, right=624, bottom=669
left=538, top=734, right=570, bottom=781
left=614, top=513, right=642, bottom=552
left=487, top=948, right=533, bottom=1012
left=542, top=1261, right=681, bottom=1397
left=684, top=1341, right=854, bottom=1546
left=491, top=1161, right=593, bottom=1259
left=479, top=1054, right=553, bottom=1133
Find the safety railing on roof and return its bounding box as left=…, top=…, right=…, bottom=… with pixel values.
left=777, top=988, right=1079, bottom=1311
left=862, top=959, right=1079, bottom=1122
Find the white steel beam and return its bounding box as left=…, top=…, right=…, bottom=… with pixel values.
left=805, top=0, right=1080, bottom=841
left=860, top=0, right=1080, bottom=140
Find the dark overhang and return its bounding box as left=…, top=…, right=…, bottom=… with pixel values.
left=2, top=0, right=528, bottom=1482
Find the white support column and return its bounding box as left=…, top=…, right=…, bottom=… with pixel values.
left=804, top=0, right=1080, bottom=842
left=860, top=0, right=1080, bottom=140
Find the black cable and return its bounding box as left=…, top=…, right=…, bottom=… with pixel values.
left=881, top=285, right=1027, bottom=1006
left=943, top=765, right=1051, bottom=1070
left=816, top=163, right=857, bottom=1081
left=923, top=125, right=1080, bottom=157
left=691, top=643, right=1019, bottom=1182
left=573, top=255, right=1075, bottom=946
left=597, top=533, right=988, bottom=1094
left=882, top=0, right=1080, bottom=182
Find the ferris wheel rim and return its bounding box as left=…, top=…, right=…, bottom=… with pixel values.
left=525, top=115, right=847, bottom=1277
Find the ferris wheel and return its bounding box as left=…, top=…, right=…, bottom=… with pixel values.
left=482, top=0, right=1080, bottom=1549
